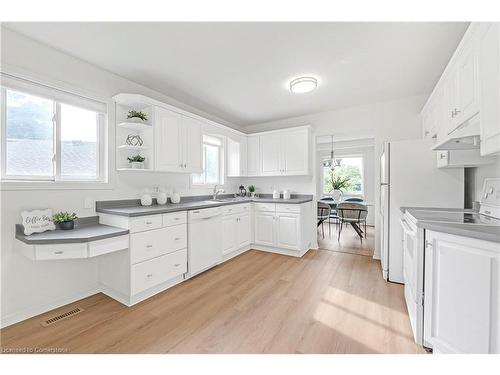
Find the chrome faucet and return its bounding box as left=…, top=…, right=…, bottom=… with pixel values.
left=213, top=185, right=225, bottom=200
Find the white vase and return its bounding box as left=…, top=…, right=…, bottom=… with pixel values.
left=171, top=192, right=181, bottom=204
left=283, top=190, right=291, bottom=200
left=273, top=190, right=280, bottom=199
left=157, top=192, right=168, bottom=205
left=140, top=194, right=152, bottom=206
left=130, top=161, right=144, bottom=169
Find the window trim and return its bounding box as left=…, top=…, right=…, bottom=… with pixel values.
left=322, top=154, right=365, bottom=196
left=0, top=77, right=109, bottom=189
left=190, top=134, right=225, bottom=189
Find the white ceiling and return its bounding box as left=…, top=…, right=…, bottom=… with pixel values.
left=4, top=22, right=468, bottom=126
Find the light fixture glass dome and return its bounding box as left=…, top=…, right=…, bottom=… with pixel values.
left=290, top=77, right=317, bottom=94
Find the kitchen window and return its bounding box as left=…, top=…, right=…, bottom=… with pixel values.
left=1, top=75, right=107, bottom=186
left=192, top=135, right=224, bottom=187
left=323, top=156, right=364, bottom=195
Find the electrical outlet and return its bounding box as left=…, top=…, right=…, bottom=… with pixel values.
left=84, top=198, right=93, bottom=209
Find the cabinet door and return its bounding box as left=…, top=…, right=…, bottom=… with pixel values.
left=479, top=23, right=500, bottom=156
left=254, top=212, right=275, bottom=246
left=260, top=133, right=282, bottom=176
left=282, top=128, right=309, bottom=175
left=182, top=116, right=203, bottom=173
left=226, top=136, right=246, bottom=177
left=154, top=107, right=183, bottom=172
left=247, top=136, right=260, bottom=176
left=222, top=215, right=238, bottom=255
left=442, top=68, right=460, bottom=136
left=275, top=213, right=300, bottom=250
left=456, top=41, right=480, bottom=125
left=424, top=231, right=500, bottom=353
left=237, top=213, right=251, bottom=248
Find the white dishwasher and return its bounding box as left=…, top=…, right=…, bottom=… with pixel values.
left=187, top=206, right=222, bottom=277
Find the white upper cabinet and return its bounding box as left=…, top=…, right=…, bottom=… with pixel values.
left=154, top=107, right=183, bottom=172
left=422, top=23, right=500, bottom=157
left=246, top=136, right=261, bottom=176
left=259, top=126, right=310, bottom=176
left=154, top=107, right=202, bottom=173
left=182, top=116, right=203, bottom=173
left=479, top=23, right=500, bottom=156
left=282, top=129, right=309, bottom=175
left=227, top=135, right=247, bottom=177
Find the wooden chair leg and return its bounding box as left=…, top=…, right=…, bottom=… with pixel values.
left=322, top=221, right=325, bottom=239
left=364, top=221, right=367, bottom=238
left=338, top=221, right=342, bottom=241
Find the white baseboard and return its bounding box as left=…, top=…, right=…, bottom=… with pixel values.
left=222, top=245, right=251, bottom=262
left=252, top=244, right=305, bottom=258
left=0, top=286, right=100, bottom=328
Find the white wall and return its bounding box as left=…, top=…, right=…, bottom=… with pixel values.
left=242, top=94, right=427, bottom=259
left=0, top=28, right=244, bottom=326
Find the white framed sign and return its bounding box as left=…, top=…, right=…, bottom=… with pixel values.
left=21, top=209, right=56, bottom=235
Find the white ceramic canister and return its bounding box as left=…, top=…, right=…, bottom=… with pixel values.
left=140, top=193, right=153, bottom=206
left=272, top=190, right=280, bottom=199
left=171, top=192, right=181, bottom=204
left=157, top=191, right=168, bottom=205
left=283, top=189, right=291, bottom=200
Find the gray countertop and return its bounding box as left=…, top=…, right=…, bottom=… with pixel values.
left=16, top=217, right=129, bottom=245
left=402, top=207, right=500, bottom=243
left=96, top=194, right=313, bottom=217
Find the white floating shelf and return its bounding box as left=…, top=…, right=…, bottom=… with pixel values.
left=118, top=145, right=149, bottom=151
left=117, top=168, right=154, bottom=172
left=117, top=122, right=152, bottom=131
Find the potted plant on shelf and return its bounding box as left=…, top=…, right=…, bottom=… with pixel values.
left=52, top=212, right=78, bottom=230
left=127, top=154, right=146, bottom=169
left=248, top=185, right=256, bottom=197
left=127, top=110, right=148, bottom=123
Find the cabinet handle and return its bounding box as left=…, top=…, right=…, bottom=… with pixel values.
left=54, top=251, right=63, bottom=254
left=450, top=110, right=455, bottom=118
left=146, top=274, right=153, bottom=278
left=440, top=153, right=446, bottom=159
left=174, top=218, right=180, bottom=220
left=146, top=244, right=153, bottom=248
left=174, top=237, right=180, bottom=240
left=174, top=263, right=181, bottom=267
left=146, top=221, right=153, bottom=225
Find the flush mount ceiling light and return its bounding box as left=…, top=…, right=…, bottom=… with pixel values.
left=289, top=76, right=317, bottom=94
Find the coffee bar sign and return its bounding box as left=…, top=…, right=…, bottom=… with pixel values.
left=21, top=209, right=56, bottom=235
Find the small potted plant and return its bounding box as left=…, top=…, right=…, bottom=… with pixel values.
left=248, top=185, right=256, bottom=197
left=127, top=110, right=148, bottom=123
left=127, top=154, right=146, bottom=169
left=52, top=212, right=78, bottom=230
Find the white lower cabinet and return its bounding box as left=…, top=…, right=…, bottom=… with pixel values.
left=424, top=230, right=500, bottom=353
left=131, top=249, right=187, bottom=295
left=275, top=213, right=300, bottom=250
left=253, top=203, right=310, bottom=253
left=221, top=204, right=251, bottom=256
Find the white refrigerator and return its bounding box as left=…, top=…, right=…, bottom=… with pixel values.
left=379, top=139, right=464, bottom=283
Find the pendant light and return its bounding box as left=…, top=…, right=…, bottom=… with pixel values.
left=329, top=135, right=341, bottom=171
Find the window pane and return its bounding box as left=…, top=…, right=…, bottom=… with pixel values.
left=323, top=157, right=363, bottom=194
left=205, top=144, right=219, bottom=184
left=60, top=103, right=98, bottom=178
left=6, top=90, right=55, bottom=177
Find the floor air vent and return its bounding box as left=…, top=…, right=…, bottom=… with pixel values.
left=41, top=307, right=84, bottom=327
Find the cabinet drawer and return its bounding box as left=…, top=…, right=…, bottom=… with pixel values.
left=129, top=215, right=162, bottom=233
left=253, top=203, right=276, bottom=212
left=276, top=204, right=301, bottom=213
left=221, top=203, right=250, bottom=215
left=130, top=226, right=186, bottom=264
left=35, top=243, right=88, bottom=260
left=162, top=211, right=187, bottom=227
left=131, top=249, right=187, bottom=295
left=88, top=235, right=129, bottom=258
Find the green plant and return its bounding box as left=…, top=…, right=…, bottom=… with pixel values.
left=127, top=154, right=146, bottom=163
left=324, top=171, right=351, bottom=193
left=52, top=211, right=78, bottom=223
left=127, top=110, right=148, bottom=121
left=248, top=185, right=256, bottom=193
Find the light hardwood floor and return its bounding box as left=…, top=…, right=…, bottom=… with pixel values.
left=0, top=246, right=424, bottom=354
left=318, top=223, right=375, bottom=257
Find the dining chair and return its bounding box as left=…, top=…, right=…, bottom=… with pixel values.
left=336, top=202, right=368, bottom=243
left=317, top=201, right=331, bottom=239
